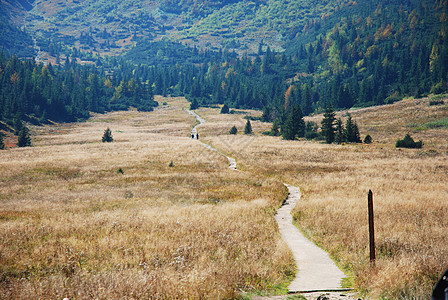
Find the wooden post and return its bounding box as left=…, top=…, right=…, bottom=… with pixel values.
left=368, top=190, right=376, bottom=265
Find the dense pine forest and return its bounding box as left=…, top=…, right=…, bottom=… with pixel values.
left=0, top=53, right=157, bottom=129
left=1, top=0, right=448, bottom=136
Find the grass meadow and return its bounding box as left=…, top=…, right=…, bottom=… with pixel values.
left=0, top=97, right=292, bottom=299
left=1, top=95, right=447, bottom=299
left=203, top=96, right=448, bottom=299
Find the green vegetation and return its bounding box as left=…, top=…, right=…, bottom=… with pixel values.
left=364, top=134, right=373, bottom=144
left=321, top=105, right=336, bottom=144
left=17, top=125, right=31, bottom=147
left=244, top=119, right=252, bottom=135
left=0, top=20, right=34, bottom=58
left=230, top=125, right=238, bottom=135
left=423, top=118, right=448, bottom=129
left=0, top=53, right=157, bottom=127
left=281, top=105, right=305, bottom=140
left=396, top=133, right=423, bottom=149
left=102, top=127, right=113, bottom=143
left=221, top=104, right=230, bottom=114
left=0, top=132, right=5, bottom=149
left=3, top=1, right=448, bottom=130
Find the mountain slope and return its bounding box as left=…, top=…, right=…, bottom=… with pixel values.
left=0, top=0, right=35, bottom=57
left=19, top=0, right=352, bottom=55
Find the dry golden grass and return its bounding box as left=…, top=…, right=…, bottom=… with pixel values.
left=3, top=95, right=447, bottom=299
left=0, top=97, right=292, bottom=299
left=205, top=96, right=448, bottom=299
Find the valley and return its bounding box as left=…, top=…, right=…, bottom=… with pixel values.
left=1, top=96, right=448, bottom=298
left=1, top=0, right=448, bottom=298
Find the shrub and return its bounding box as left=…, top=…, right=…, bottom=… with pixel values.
left=429, top=100, right=444, bottom=106
left=364, top=134, right=373, bottom=144
left=220, top=104, right=229, bottom=114
left=395, top=134, right=423, bottom=149
left=229, top=125, right=238, bottom=135
left=102, top=128, right=113, bottom=143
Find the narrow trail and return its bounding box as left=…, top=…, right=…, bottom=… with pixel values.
left=186, top=109, right=351, bottom=297
left=276, top=185, right=348, bottom=293
left=187, top=109, right=237, bottom=170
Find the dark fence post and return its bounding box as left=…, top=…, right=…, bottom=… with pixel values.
left=368, top=190, right=376, bottom=265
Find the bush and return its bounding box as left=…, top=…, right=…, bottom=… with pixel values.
left=102, top=128, right=113, bottom=143
left=395, top=134, right=423, bottom=149
left=429, top=100, right=444, bottom=106
left=220, top=104, right=229, bottom=114
left=229, top=125, right=238, bottom=135
left=364, top=134, right=373, bottom=144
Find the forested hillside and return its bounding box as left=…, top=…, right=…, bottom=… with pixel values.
left=0, top=0, right=34, bottom=57
left=1, top=0, right=447, bottom=130
left=0, top=53, right=157, bottom=129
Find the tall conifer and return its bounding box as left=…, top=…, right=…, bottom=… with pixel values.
left=321, top=104, right=336, bottom=144
left=244, top=119, right=252, bottom=134
left=335, top=118, right=345, bottom=144
left=17, top=125, right=31, bottom=147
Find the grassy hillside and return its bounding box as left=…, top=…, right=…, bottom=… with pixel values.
left=0, top=97, right=291, bottom=298
left=204, top=94, right=448, bottom=299
left=1, top=93, right=448, bottom=298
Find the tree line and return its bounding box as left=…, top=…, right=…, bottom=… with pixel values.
left=0, top=52, right=157, bottom=128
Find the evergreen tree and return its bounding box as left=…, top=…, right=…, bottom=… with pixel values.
left=0, top=132, right=5, bottom=150
left=321, top=104, right=336, bottom=144
left=17, top=125, right=31, bottom=147
left=102, top=127, right=113, bottom=143
left=270, top=119, right=280, bottom=136
left=190, top=98, right=199, bottom=110
left=13, top=116, right=23, bottom=135
left=221, top=104, right=229, bottom=114
left=344, top=115, right=361, bottom=143
left=352, top=122, right=361, bottom=143
left=244, top=119, right=252, bottom=134
left=230, top=125, right=238, bottom=134
left=281, top=105, right=305, bottom=140
left=291, top=105, right=305, bottom=138
left=334, top=118, right=345, bottom=144
left=281, top=114, right=296, bottom=140
left=261, top=106, right=272, bottom=122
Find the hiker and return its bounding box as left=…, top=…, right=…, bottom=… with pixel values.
left=191, top=133, right=194, bottom=139
left=196, top=133, right=199, bottom=140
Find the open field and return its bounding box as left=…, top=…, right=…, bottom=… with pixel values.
left=0, top=97, right=292, bottom=298
left=2, top=95, right=448, bottom=299
left=203, top=96, right=448, bottom=298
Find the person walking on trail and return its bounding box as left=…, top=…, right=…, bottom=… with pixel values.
left=191, top=133, right=194, bottom=139
left=196, top=133, right=199, bottom=140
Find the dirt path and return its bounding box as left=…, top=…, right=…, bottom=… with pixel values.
left=186, top=110, right=356, bottom=299
left=187, top=109, right=237, bottom=170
